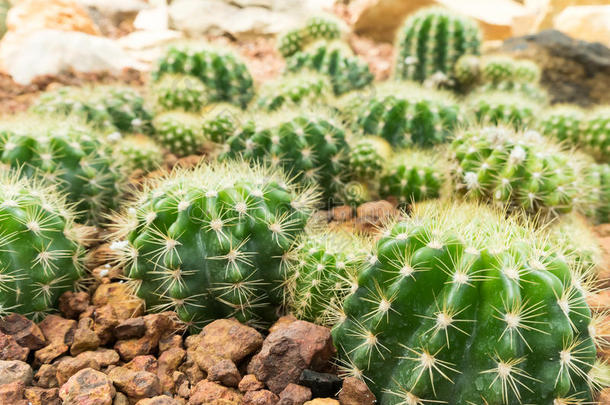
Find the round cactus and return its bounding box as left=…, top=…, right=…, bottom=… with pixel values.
left=153, top=74, right=209, bottom=112
left=539, top=105, right=585, bottom=145
left=152, top=111, right=204, bottom=157
left=349, top=136, right=392, bottom=180
left=255, top=73, right=332, bottom=111
left=0, top=117, right=124, bottom=224
left=395, top=8, right=482, bottom=83
left=113, top=135, right=164, bottom=173
left=109, top=160, right=317, bottom=330
left=453, top=54, right=480, bottom=90
left=153, top=44, right=254, bottom=108
left=593, top=163, right=610, bottom=223
left=380, top=149, right=445, bottom=205
left=468, top=91, right=538, bottom=129
left=332, top=200, right=606, bottom=404
left=278, top=15, right=342, bottom=58
left=582, top=107, right=610, bottom=162
left=201, top=103, right=242, bottom=144
left=0, top=172, right=87, bottom=320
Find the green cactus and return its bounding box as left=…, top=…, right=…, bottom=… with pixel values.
left=0, top=172, right=87, bottom=320
left=480, top=56, right=540, bottom=85
left=593, top=163, right=610, bottom=223
left=338, top=180, right=374, bottom=207
left=538, top=105, right=584, bottom=146
left=549, top=213, right=602, bottom=274
left=468, top=91, right=538, bottom=129
left=113, top=135, right=164, bottom=173
left=278, top=15, right=342, bottom=58
left=582, top=107, right=610, bottom=162
left=255, top=73, right=332, bottom=111
left=278, top=29, right=306, bottom=59
left=349, top=136, right=392, bottom=180
left=380, top=149, right=445, bottom=205
left=153, top=74, right=209, bottom=112
left=395, top=8, right=482, bottom=83
left=285, top=41, right=374, bottom=95
left=109, top=160, right=317, bottom=330
left=451, top=126, right=594, bottom=217
left=152, top=111, right=204, bottom=157
left=201, top=103, right=242, bottom=145
left=0, top=117, right=124, bottom=224
left=453, top=54, right=480, bottom=90
left=332, top=200, right=606, bottom=404
left=153, top=44, right=254, bottom=108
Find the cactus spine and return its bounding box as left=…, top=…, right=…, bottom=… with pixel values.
left=152, top=111, right=205, bottom=157
left=153, top=74, right=209, bottom=112
left=255, top=73, right=332, bottom=111
left=114, top=135, right=164, bottom=173
left=278, top=15, right=342, bottom=57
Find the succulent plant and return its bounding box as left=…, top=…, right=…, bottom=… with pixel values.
left=113, top=135, right=164, bottom=173
left=109, top=160, right=317, bottom=330
left=538, top=105, right=585, bottom=146
left=481, top=56, right=540, bottom=85
left=549, top=213, right=602, bottom=275
left=152, top=111, right=204, bottom=157
left=332, top=200, right=606, bottom=404
left=201, top=103, right=242, bottom=145
left=153, top=44, right=254, bottom=108
left=278, top=15, right=342, bottom=58
left=0, top=117, right=124, bottom=224
left=395, top=8, right=482, bottom=83
left=582, top=107, right=610, bottom=162
left=0, top=172, right=87, bottom=320
left=349, top=136, right=393, bottom=180
left=593, top=163, right=610, bottom=223
left=453, top=54, right=480, bottom=90
left=153, top=74, right=209, bottom=112
left=255, top=73, right=332, bottom=111
left=285, top=41, right=374, bottom=95
left=468, top=91, right=538, bottom=129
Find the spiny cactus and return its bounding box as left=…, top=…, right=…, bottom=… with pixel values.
left=152, top=111, right=204, bottom=157
left=481, top=56, right=540, bottom=85
left=593, top=163, right=610, bottom=223
left=285, top=41, right=374, bottom=95
left=0, top=117, right=124, bottom=224
left=113, top=135, right=164, bottom=173
left=550, top=214, right=603, bottom=274
left=395, top=8, right=482, bottom=83
left=538, top=105, right=584, bottom=146
left=153, top=44, right=254, bottom=108
left=109, top=160, right=317, bottom=330
left=451, top=126, right=592, bottom=217
left=153, top=74, right=209, bottom=112
left=349, top=136, right=392, bottom=180
left=332, top=200, right=606, bottom=404
left=380, top=149, right=445, bottom=205
left=255, top=73, right=332, bottom=111
left=278, top=15, right=342, bottom=58
left=468, top=91, right=538, bottom=129
left=582, top=107, right=610, bottom=162
left=201, top=103, right=242, bottom=144
left=453, top=54, right=480, bottom=90
left=0, top=172, right=87, bottom=320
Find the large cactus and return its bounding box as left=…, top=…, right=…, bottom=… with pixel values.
left=332, top=200, right=606, bottom=404
left=109, top=160, right=317, bottom=330
left=0, top=172, right=86, bottom=320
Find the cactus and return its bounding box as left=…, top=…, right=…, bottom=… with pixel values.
left=152, top=111, right=204, bottom=157
left=468, top=91, right=538, bottom=129
left=480, top=56, right=540, bottom=85
left=109, top=160, right=317, bottom=330
left=395, top=8, right=482, bottom=83
left=285, top=41, right=374, bottom=95
left=550, top=213, right=602, bottom=274
left=593, top=163, right=610, bottom=223
left=153, top=74, right=209, bottom=112
left=453, top=54, right=480, bottom=90
left=201, top=103, right=242, bottom=144
left=582, top=107, right=610, bottom=162
left=0, top=117, right=124, bottom=224
left=332, top=200, right=606, bottom=404
left=538, top=105, right=584, bottom=146
left=114, top=135, right=164, bottom=173
left=0, top=172, right=87, bottom=320
left=349, top=136, right=392, bottom=180
left=255, top=73, right=332, bottom=111
left=451, top=126, right=592, bottom=217
left=153, top=45, right=254, bottom=108
left=380, top=149, right=445, bottom=205
left=278, top=15, right=342, bottom=58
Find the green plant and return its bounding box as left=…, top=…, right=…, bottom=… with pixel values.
left=349, top=136, right=392, bottom=180
left=113, top=135, right=164, bottom=173
left=468, top=91, right=538, bottom=129
left=201, top=103, right=242, bottom=144
left=0, top=172, right=87, bottom=320
left=0, top=117, right=124, bottom=224
left=278, top=15, right=342, bottom=58
left=152, top=111, right=204, bottom=157
left=153, top=44, right=254, bottom=108
left=593, top=163, right=610, bottom=223
left=549, top=213, right=602, bottom=274
left=109, top=160, right=317, bottom=330
left=481, top=56, right=540, bottom=85
left=582, top=107, right=610, bottom=163
left=332, top=200, right=606, bottom=404
left=538, top=105, right=584, bottom=145
left=395, top=8, right=482, bottom=83
left=255, top=73, right=332, bottom=111
left=153, top=74, right=209, bottom=112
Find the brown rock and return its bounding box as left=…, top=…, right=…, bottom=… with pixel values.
left=599, top=388, right=610, bottom=403
left=71, top=317, right=101, bottom=356
left=158, top=347, right=186, bottom=392
left=115, top=313, right=177, bottom=362
left=34, top=342, right=69, bottom=365
left=59, top=291, right=90, bottom=320
left=35, top=363, right=58, bottom=388
left=278, top=384, right=311, bottom=405
left=85, top=243, right=115, bottom=271
left=93, top=304, right=119, bottom=345
left=115, top=337, right=156, bottom=362
left=92, top=283, right=144, bottom=321
left=91, top=265, right=123, bottom=282
left=173, top=371, right=190, bottom=398
left=331, top=206, right=353, bottom=222
left=587, top=290, right=610, bottom=312
left=159, top=334, right=183, bottom=352
left=137, top=395, right=182, bottom=405
left=24, top=386, right=61, bottom=405
left=38, top=315, right=77, bottom=345
left=207, top=358, right=241, bottom=388
left=0, top=313, right=46, bottom=350
left=0, top=331, right=29, bottom=361
left=59, top=368, right=116, bottom=405
left=247, top=321, right=335, bottom=394
left=195, top=319, right=263, bottom=363
left=244, top=390, right=279, bottom=405
left=338, top=378, right=375, bottom=405
left=0, top=380, right=26, bottom=403
left=0, top=360, right=33, bottom=385
left=114, top=317, right=146, bottom=340
left=303, top=400, right=338, bottom=405
left=268, top=316, right=297, bottom=334
left=125, top=355, right=158, bottom=374
left=179, top=353, right=204, bottom=387
left=356, top=200, right=396, bottom=229
left=55, top=354, right=101, bottom=386
left=80, top=348, right=120, bottom=368
left=239, top=374, right=265, bottom=392
left=114, top=392, right=130, bottom=405
left=108, top=366, right=161, bottom=402
left=188, top=380, right=243, bottom=405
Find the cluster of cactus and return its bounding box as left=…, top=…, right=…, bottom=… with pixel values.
left=153, top=74, right=209, bottom=112
left=332, top=200, right=604, bottom=404
left=278, top=15, right=342, bottom=57
left=109, top=160, right=316, bottom=330
left=153, top=45, right=254, bottom=108
left=152, top=111, right=205, bottom=157
left=0, top=172, right=86, bottom=320
left=0, top=117, right=124, bottom=224
left=113, top=135, right=164, bottom=173
left=395, top=8, right=482, bottom=83
left=468, top=91, right=538, bottom=128
left=255, top=73, right=332, bottom=111
left=285, top=41, right=374, bottom=95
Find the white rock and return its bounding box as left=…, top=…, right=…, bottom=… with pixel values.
left=554, top=5, right=610, bottom=47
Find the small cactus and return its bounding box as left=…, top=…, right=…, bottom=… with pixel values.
left=468, top=91, right=538, bottom=129
left=153, top=74, right=209, bottom=112
left=255, top=73, right=332, bottom=111
left=593, top=163, right=610, bottom=223
left=582, top=107, right=610, bottom=162
left=278, top=15, right=342, bottom=58
left=539, top=105, right=585, bottom=145
left=114, top=135, right=164, bottom=173
left=349, top=136, right=393, bottom=180
left=152, top=111, right=204, bottom=157
left=201, top=103, right=242, bottom=144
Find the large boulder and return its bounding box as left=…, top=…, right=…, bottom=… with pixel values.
left=554, top=5, right=610, bottom=48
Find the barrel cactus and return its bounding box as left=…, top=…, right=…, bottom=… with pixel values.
left=550, top=214, right=602, bottom=274
left=0, top=172, right=86, bottom=320
left=395, top=8, right=482, bottom=83
left=480, top=56, right=540, bottom=85
left=255, top=73, right=332, bottom=111
left=539, top=106, right=584, bottom=145
left=152, top=111, right=204, bottom=157
left=114, top=135, right=164, bottom=173
left=278, top=15, right=342, bottom=58
left=468, top=91, right=538, bottom=129
left=332, top=200, right=606, bottom=404
left=593, top=163, right=610, bottom=223
left=109, top=160, right=317, bottom=330
left=201, top=103, right=242, bottom=144
left=349, top=136, right=392, bottom=180
left=153, top=74, right=209, bottom=112
left=582, top=107, right=610, bottom=162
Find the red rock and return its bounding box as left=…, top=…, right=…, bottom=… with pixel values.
left=338, top=378, right=375, bottom=405
left=92, top=304, right=119, bottom=345
left=195, top=318, right=263, bottom=363
left=0, top=380, right=26, bottom=404
left=34, top=342, right=69, bottom=365
left=108, top=366, right=161, bottom=402
left=207, top=358, right=241, bottom=388
left=126, top=355, right=159, bottom=374
left=59, top=291, right=90, bottom=320
left=0, top=314, right=46, bottom=350
left=239, top=374, right=265, bottom=392
left=24, top=386, right=61, bottom=405
left=268, top=316, right=297, bottom=334
left=114, top=317, right=146, bottom=340
left=247, top=321, right=335, bottom=394
left=55, top=354, right=101, bottom=386
left=278, top=384, right=311, bottom=405
left=70, top=317, right=100, bottom=356
left=38, top=315, right=76, bottom=345
left=115, top=313, right=177, bottom=362
left=78, top=348, right=120, bottom=368
left=159, top=334, right=183, bottom=352
left=244, top=390, right=279, bottom=405
left=35, top=363, right=58, bottom=388
left=59, top=368, right=115, bottom=405
left=0, top=360, right=33, bottom=385
left=136, top=395, right=182, bottom=405
left=158, top=347, right=186, bottom=392
left=0, top=331, right=29, bottom=361
left=92, top=283, right=144, bottom=321
left=188, top=380, right=243, bottom=405
left=178, top=353, right=204, bottom=387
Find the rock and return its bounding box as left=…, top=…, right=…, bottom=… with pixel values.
left=5, top=0, right=99, bottom=35
left=0, top=331, right=29, bottom=361
left=554, top=6, right=610, bottom=48
left=331, top=206, right=353, bottom=222
left=0, top=381, right=26, bottom=403
left=81, top=348, right=120, bottom=368
left=499, top=29, right=610, bottom=106
left=39, top=315, right=77, bottom=345
left=173, top=371, right=191, bottom=398
left=126, top=355, right=158, bottom=374
left=108, top=366, right=161, bottom=402
left=278, top=384, right=311, bottom=405
left=207, top=358, right=241, bottom=388
left=76, top=0, right=148, bottom=25
left=93, top=304, right=119, bottom=345
left=239, top=374, right=265, bottom=392
left=115, top=313, right=178, bottom=361
left=136, top=395, right=182, bottom=405
left=35, top=364, right=58, bottom=388
left=248, top=320, right=335, bottom=394
left=338, top=378, right=375, bottom=405
left=59, top=368, right=116, bottom=405
left=188, top=380, right=243, bottom=405
left=600, top=388, right=610, bottom=403
left=35, top=343, right=69, bottom=365
left=303, top=400, right=339, bottom=405
left=114, top=391, right=130, bottom=405
left=24, top=386, right=61, bottom=405
left=0, top=360, right=33, bottom=385
left=178, top=353, right=204, bottom=387
left=71, top=317, right=101, bottom=356
left=528, top=0, right=610, bottom=31
left=244, top=390, right=279, bottom=405
left=298, top=370, right=342, bottom=399
left=55, top=354, right=101, bottom=386
left=0, top=313, right=46, bottom=350
left=93, top=283, right=144, bottom=320
left=114, top=317, right=146, bottom=340
left=158, top=347, right=186, bottom=392
left=194, top=318, right=263, bottom=363
left=159, top=334, right=183, bottom=353
left=356, top=200, right=396, bottom=229
left=59, top=292, right=91, bottom=320
left=268, top=315, right=297, bottom=334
